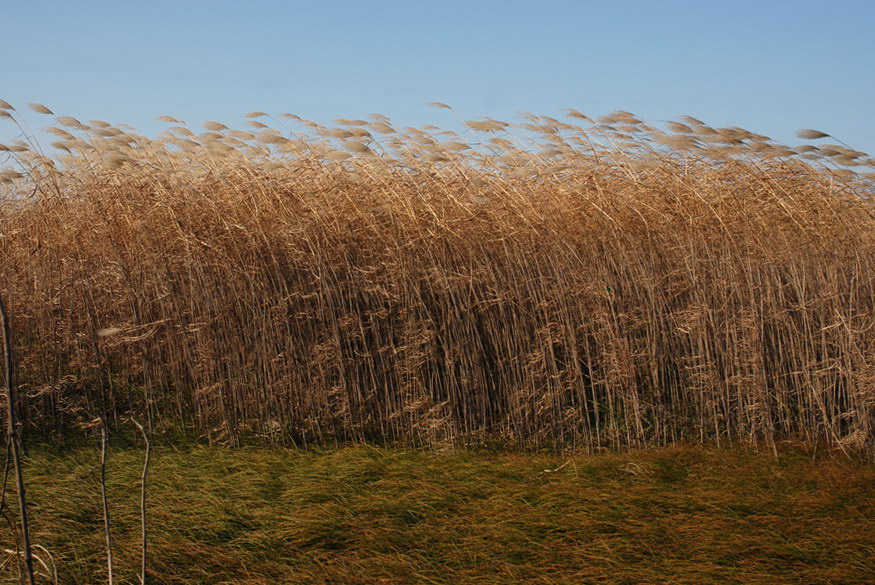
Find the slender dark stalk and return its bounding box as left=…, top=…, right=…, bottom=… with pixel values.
left=131, top=418, right=150, bottom=585
left=0, top=439, right=22, bottom=585
left=0, top=295, right=35, bottom=585
left=99, top=424, right=114, bottom=585
left=1, top=439, right=11, bottom=510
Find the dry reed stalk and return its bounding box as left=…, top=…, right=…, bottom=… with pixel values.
left=131, top=418, right=150, bottom=585
left=99, top=424, right=114, bottom=585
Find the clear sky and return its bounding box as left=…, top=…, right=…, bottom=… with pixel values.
left=2, top=0, right=873, bottom=154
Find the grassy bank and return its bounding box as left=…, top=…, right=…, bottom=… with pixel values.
left=3, top=444, right=873, bottom=584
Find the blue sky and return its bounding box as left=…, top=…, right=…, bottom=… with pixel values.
left=2, top=0, right=873, bottom=154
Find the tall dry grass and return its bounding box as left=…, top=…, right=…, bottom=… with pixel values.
left=1, top=101, right=874, bottom=452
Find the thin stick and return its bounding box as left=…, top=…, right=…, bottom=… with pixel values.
left=131, top=418, right=150, bottom=585
left=0, top=440, right=21, bottom=585
left=99, top=424, right=114, bottom=585
left=1, top=439, right=11, bottom=511
left=0, top=295, right=35, bottom=585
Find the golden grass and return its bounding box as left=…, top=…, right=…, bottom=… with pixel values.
left=1, top=101, right=874, bottom=452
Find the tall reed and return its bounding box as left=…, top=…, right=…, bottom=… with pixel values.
left=1, top=102, right=873, bottom=453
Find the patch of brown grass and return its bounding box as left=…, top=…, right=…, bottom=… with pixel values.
left=0, top=102, right=874, bottom=453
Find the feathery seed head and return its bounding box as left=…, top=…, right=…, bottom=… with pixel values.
left=28, top=103, right=54, bottom=115
left=156, top=115, right=184, bottom=124
left=796, top=129, right=830, bottom=140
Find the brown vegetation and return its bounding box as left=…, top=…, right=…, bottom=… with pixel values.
left=1, top=101, right=874, bottom=453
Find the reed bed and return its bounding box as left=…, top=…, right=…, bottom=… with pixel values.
left=1, top=101, right=873, bottom=453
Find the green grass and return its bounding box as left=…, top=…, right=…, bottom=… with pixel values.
left=5, top=444, right=874, bottom=584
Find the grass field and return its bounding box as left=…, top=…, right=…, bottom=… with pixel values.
left=3, top=444, right=872, bottom=585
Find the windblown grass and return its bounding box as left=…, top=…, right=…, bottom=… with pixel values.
left=9, top=444, right=875, bottom=585
left=1, top=101, right=874, bottom=452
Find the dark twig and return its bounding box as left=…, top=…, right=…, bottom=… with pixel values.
left=0, top=295, right=35, bottom=585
